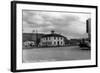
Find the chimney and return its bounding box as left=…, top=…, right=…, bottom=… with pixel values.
left=51, top=30, right=55, bottom=34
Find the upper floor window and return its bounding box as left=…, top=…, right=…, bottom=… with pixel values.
left=54, top=37, right=56, bottom=40
left=58, top=37, right=59, bottom=40
left=46, top=37, right=48, bottom=40
left=48, top=37, right=50, bottom=40
left=61, top=37, right=63, bottom=40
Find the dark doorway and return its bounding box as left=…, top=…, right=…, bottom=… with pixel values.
left=58, top=41, right=59, bottom=46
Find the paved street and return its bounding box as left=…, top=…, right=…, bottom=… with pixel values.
left=22, top=46, right=91, bottom=63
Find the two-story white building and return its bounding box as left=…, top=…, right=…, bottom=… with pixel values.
left=39, top=31, right=67, bottom=47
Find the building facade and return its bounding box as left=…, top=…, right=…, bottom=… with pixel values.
left=23, top=31, right=68, bottom=47
left=39, top=31, right=67, bottom=47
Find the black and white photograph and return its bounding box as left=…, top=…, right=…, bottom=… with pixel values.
left=22, top=10, right=91, bottom=63
left=11, top=1, right=97, bottom=72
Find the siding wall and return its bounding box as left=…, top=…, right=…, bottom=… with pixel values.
left=40, top=36, right=65, bottom=46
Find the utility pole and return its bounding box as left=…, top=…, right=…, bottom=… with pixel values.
left=36, top=29, right=38, bottom=47
left=36, top=23, right=38, bottom=47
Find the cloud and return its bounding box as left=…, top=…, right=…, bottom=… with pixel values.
left=23, top=10, right=90, bottom=39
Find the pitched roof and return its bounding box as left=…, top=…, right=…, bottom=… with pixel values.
left=42, top=33, right=67, bottom=39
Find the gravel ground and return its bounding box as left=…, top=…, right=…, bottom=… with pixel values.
left=22, top=46, right=91, bottom=63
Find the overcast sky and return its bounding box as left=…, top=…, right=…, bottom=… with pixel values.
left=23, top=10, right=91, bottom=39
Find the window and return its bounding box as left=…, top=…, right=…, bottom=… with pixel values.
left=54, top=37, right=56, bottom=40
left=61, top=41, right=62, bottom=44
left=58, top=37, right=59, bottom=40
left=46, top=37, right=48, bottom=40
left=54, top=41, right=56, bottom=45
left=47, top=42, right=52, bottom=45
left=48, top=37, right=50, bottom=40
left=61, top=37, right=62, bottom=40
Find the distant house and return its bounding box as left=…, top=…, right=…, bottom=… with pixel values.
left=69, top=39, right=82, bottom=45
left=39, top=31, right=68, bottom=47
left=23, top=33, right=44, bottom=46
left=23, top=41, right=35, bottom=48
